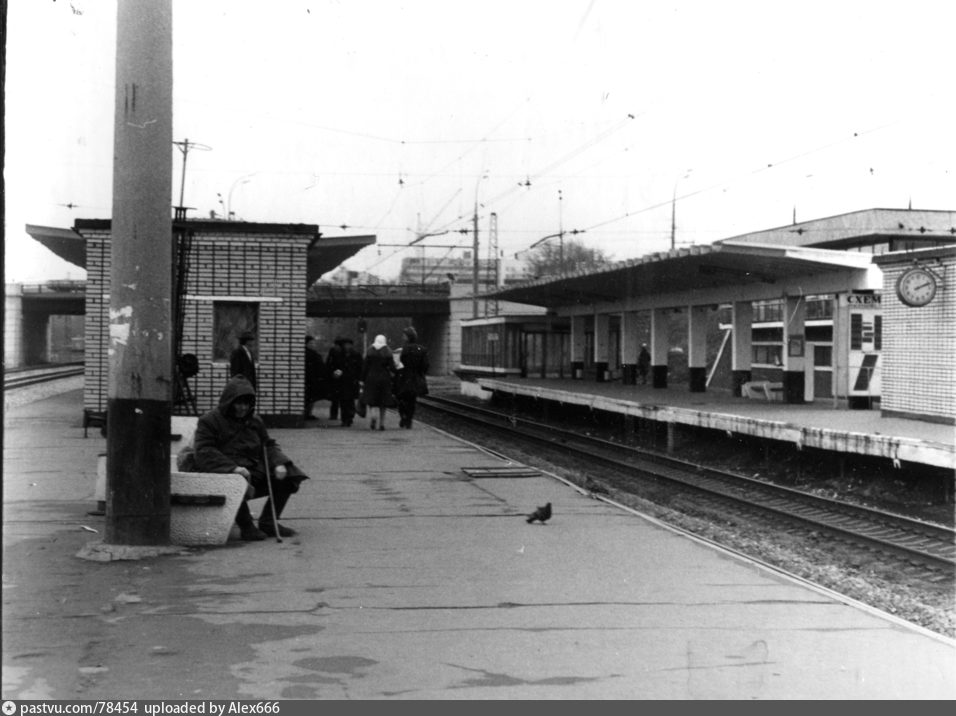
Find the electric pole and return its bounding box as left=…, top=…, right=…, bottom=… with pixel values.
left=472, top=205, right=479, bottom=319
left=172, top=138, right=212, bottom=216
left=107, top=0, right=174, bottom=545
left=558, top=189, right=564, bottom=269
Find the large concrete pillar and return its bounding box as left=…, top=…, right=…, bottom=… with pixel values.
left=106, top=0, right=174, bottom=545
left=731, top=300, right=753, bottom=396
left=620, top=310, right=640, bottom=385
left=570, top=314, right=586, bottom=379
left=5, top=285, right=24, bottom=368
left=687, top=305, right=709, bottom=392
left=650, top=308, right=669, bottom=388
left=782, top=294, right=807, bottom=404
left=415, top=313, right=450, bottom=376
left=593, top=312, right=610, bottom=382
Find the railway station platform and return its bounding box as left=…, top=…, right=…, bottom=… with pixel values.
left=475, top=378, right=956, bottom=471
left=3, top=388, right=955, bottom=700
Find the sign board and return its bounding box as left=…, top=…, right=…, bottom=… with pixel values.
left=840, top=292, right=881, bottom=307
left=847, top=298, right=882, bottom=397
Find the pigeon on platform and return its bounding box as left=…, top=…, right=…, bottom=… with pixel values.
left=585, top=477, right=610, bottom=496
left=526, top=502, right=552, bottom=524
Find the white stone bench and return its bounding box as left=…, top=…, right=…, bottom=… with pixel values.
left=92, top=416, right=247, bottom=546
left=170, top=415, right=248, bottom=545
left=741, top=380, right=784, bottom=402
left=169, top=471, right=248, bottom=546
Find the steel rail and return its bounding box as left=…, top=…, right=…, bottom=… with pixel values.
left=4, top=364, right=84, bottom=391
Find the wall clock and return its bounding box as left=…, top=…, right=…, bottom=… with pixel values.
left=895, top=265, right=938, bottom=307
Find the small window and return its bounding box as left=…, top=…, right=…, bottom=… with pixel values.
left=814, top=345, right=833, bottom=368
left=806, top=296, right=833, bottom=320
left=850, top=313, right=862, bottom=350
left=752, top=344, right=782, bottom=366
left=213, top=302, right=258, bottom=360
left=753, top=300, right=782, bottom=323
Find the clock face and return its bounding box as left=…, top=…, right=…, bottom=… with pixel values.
left=896, top=267, right=937, bottom=307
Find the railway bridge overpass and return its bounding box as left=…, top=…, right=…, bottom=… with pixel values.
left=5, top=280, right=463, bottom=370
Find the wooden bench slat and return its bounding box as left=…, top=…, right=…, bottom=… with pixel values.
left=170, top=494, right=226, bottom=507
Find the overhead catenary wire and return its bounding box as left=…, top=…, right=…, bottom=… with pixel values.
left=580, top=123, right=897, bottom=236
left=400, top=113, right=641, bottom=250
left=242, top=106, right=909, bottom=276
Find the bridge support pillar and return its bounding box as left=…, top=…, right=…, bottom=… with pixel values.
left=4, top=285, right=24, bottom=368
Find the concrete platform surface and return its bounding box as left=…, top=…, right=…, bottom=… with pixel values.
left=3, top=389, right=955, bottom=700
left=477, top=377, right=956, bottom=446
left=477, top=377, right=955, bottom=469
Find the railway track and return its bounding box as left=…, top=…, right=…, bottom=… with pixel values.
left=4, top=363, right=84, bottom=390
left=419, top=394, right=956, bottom=581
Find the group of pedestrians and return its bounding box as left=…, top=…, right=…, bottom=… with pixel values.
left=182, top=326, right=430, bottom=542
left=304, top=327, right=430, bottom=431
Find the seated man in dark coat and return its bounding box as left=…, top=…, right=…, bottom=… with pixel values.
left=193, top=376, right=308, bottom=540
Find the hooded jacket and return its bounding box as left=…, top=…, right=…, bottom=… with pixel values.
left=193, top=377, right=291, bottom=475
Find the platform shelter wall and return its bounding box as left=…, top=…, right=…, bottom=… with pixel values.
left=82, top=225, right=313, bottom=424
left=178, top=231, right=311, bottom=421
left=875, top=247, right=956, bottom=424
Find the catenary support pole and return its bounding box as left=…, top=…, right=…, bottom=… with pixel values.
left=472, top=207, right=479, bottom=319
left=106, top=0, right=174, bottom=545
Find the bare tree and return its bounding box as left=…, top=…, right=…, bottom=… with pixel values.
left=524, top=239, right=614, bottom=278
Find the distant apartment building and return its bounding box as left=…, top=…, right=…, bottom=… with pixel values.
left=398, top=252, right=532, bottom=286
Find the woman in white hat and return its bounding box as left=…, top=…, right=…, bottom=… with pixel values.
left=361, top=334, right=395, bottom=430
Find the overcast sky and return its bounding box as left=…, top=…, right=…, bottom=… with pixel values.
left=5, top=0, right=955, bottom=282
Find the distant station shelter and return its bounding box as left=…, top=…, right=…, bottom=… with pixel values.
left=26, top=219, right=374, bottom=425
left=469, top=208, right=956, bottom=425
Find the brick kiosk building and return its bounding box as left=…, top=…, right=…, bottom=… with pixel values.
left=75, top=218, right=371, bottom=426
left=874, top=246, right=956, bottom=424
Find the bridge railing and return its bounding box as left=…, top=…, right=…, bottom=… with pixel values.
left=308, top=283, right=451, bottom=300
left=20, top=280, right=87, bottom=294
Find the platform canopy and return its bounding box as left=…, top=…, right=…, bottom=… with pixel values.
left=25, top=222, right=375, bottom=283
left=25, top=225, right=87, bottom=268
left=722, top=208, right=956, bottom=249
left=306, top=234, right=375, bottom=285
left=485, top=242, right=881, bottom=310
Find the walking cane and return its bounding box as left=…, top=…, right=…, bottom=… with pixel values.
left=261, top=444, right=283, bottom=544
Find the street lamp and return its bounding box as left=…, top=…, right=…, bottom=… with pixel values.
left=558, top=189, right=564, bottom=268
left=227, top=173, right=256, bottom=221
left=410, top=229, right=450, bottom=246
left=670, top=168, right=693, bottom=250
left=527, top=228, right=585, bottom=274
left=409, top=229, right=451, bottom=287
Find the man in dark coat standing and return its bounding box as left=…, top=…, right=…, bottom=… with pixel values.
left=229, top=331, right=258, bottom=388
left=395, top=327, right=429, bottom=429
left=326, top=335, right=362, bottom=426
left=193, top=377, right=308, bottom=540
left=637, top=343, right=651, bottom=385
